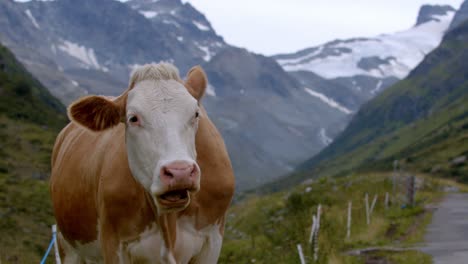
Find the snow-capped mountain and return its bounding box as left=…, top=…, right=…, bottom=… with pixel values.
left=2, top=0, right=226, bottom=103
left=0, top=0, right=353, bottom=189
left=274, top=5, right=456, bottom=110
left=0, top=1, right=458, bottom=190
left=126, top=0, right=226, bottom=62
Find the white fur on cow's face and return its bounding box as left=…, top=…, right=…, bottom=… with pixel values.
left=125, top=79, right=200, bottom=196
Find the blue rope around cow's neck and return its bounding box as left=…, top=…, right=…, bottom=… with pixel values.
left=40, top=233, right=56, bottom=264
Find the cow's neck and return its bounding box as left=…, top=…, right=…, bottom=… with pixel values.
left=143, top=190, right=178, bottom=253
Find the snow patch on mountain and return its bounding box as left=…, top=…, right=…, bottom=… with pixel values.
left=277, top=10, right=455, bottom=80
left=318, top=128, right=333, bottom=146
left=193, top=20, right=210, bottom=31
left=370, top=80, right=383, bottom=95
left=139, top=10, right=158, bottom=18
left=14, top=0, right=55, bottom=2
left=304, top=88, right=352, bottom=114
left=206, top=84, right=216, bottom=97
left=195, top=43, right=213, bottom=61
left=25, top=9, right=40, bottom=29
left=162, top=19, right=180, bottom=28
left=58, top=40, right=108, bottom=72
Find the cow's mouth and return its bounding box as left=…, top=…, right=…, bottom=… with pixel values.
left=157, top=189, right=189, bottom=207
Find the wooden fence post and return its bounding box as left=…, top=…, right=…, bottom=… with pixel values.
left=365, top=193, right=370, bottom=225
left=407, top=175, right=415, bottom=207
left=384, top=192, right=389, bottom=210
left=347, top=201, right=352, bottom=239
left=393, top=160, right=398, bottom=199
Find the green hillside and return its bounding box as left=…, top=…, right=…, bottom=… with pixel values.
left=221, top=173, right=467, bottom=263
left=0, top=43, right=66, bottom=263
left=264, top=20, right=468, bottom=192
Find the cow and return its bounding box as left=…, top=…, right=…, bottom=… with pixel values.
left=50, top=63, right=235, bottom=263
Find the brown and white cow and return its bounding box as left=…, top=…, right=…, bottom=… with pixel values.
left=50, top=63, right=235, bottom=263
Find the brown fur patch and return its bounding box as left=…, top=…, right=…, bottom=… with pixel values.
left=185, top=66, right=207, bottom=101
left=68, top=96, right=121, bottom=131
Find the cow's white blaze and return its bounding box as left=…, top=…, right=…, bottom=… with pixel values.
left=125, top=65, right=200, bottom=211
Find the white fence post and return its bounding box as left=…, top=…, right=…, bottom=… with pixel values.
left=370, top=194, right=378, bottom=215
left=297, top=244, right=306, bottom=264
left=365, top=193, right=370, bottom=225
left=52, top=225, right=62, bottom=264
left=309, top=215, right=317, bottom=244
left=393, top=160, right=398, bottom=199
left=317, top=204, right=321, bottom=230
left=314, top=204, right=321, bottom=262
left=347, top=201, right=352, bottom=239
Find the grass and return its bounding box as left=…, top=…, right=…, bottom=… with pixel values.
left=220, top=172, right=462, bottom=263
left=0, top=116, right=58, bottom=264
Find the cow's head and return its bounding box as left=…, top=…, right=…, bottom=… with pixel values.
left=68, top=63, right=206, bottom=213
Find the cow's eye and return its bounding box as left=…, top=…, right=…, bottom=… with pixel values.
left=195, top=111, right=199, bottom=118
left=128, top=115, right=139, bottom=124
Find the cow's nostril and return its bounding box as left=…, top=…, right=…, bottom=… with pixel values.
left=190, top=165, right=197, bottom=177
left=160, top=162, right=199, bottom=184
left=163, top=167, right=174, bottom=178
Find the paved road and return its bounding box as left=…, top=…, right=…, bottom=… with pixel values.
left=421, top=193, right=468, bottom=264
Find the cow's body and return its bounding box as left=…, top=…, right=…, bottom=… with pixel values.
left=50, top=64, right=235, bottom=263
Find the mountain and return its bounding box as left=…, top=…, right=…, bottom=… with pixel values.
left=126, top=0, right=227, bottom=62
left=1, top=1, right=460, bottom=190
left=0, top=43, right=65, bottom=127
left=0, top=0, right=353, bottom=190
left=450, top=0, right=468, bottom=30
left=265, top=15, right=468, bottom=192
left=0, top=42, right=65, bottom=262
left=1, top=0, right=225, bottom=103
left=201, top=47, right=351, bottom=187
left=273, top=5, right=456, bottom=110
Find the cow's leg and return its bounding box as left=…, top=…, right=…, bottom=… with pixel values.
left=190, top=230, right=223, bottom=264
left=99, top=223, right=121, bottom=264
left=57, top=232, right=85, bottom=264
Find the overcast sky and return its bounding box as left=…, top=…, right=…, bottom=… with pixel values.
left=180, top=0, right=464, bottom=55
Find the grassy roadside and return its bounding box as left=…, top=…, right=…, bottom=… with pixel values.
left=220, top=173, right=466, bottom=263
left=0, top=116, right=58, bottom=263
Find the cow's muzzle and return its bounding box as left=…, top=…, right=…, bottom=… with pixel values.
left=154, top=160, right=200, bottom=212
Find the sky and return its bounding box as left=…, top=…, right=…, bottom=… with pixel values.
left=180, top=0, right=464, bottom=55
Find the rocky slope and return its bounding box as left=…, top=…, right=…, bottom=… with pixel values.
left=450, top=0, right=468, bottom=30
left=202, top=47, right=351, bottom=187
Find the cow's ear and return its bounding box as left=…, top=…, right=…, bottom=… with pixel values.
left=185, top=65, right=207, bottom=101
left=68, top=96, right=122, bottom=131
